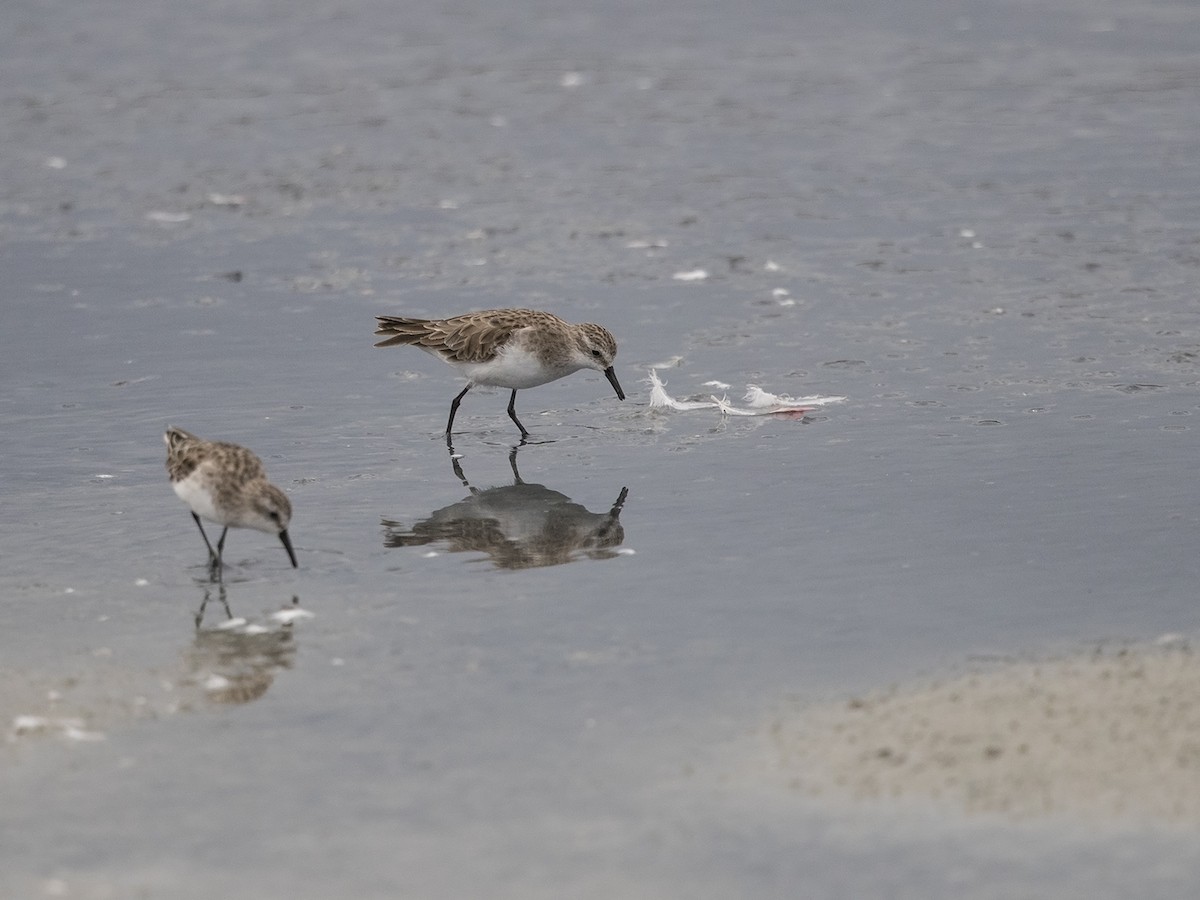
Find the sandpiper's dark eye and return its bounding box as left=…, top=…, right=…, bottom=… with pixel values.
left=591, top=349, right=603, bottom=358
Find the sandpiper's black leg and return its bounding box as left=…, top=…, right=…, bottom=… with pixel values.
left=447, top=384, right=472, bottom=435
left=210, top=527, right=229, bottom=581
left=506, top=389, right=529, bottom=437
left=192, top=513, right=219, bottom=566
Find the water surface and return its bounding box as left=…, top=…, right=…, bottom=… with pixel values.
left=3, top=0, right=1200, bottom=896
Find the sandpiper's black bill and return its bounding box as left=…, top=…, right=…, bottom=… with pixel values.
left=279, top=530, right=299, bottom=568
left=605, top=366, right=625, bottom=401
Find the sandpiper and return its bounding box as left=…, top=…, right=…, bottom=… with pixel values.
left=164, top=426, right=297, bottom=579
left=374, top=308, right=625, bottom=437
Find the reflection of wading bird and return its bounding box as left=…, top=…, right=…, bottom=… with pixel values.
left=164, top=426, right=298, bottom=580
left=187, top=587, right=298, bottom=705
left=383, top=450, right=629, bottom=569
left=374, top=309, right=625, bottom=437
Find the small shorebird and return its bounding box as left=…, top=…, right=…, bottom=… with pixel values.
left=374, top=308, right=625, bottom=437
left=164, top=426, right=298, bottom=579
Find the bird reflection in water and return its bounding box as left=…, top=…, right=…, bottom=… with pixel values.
left=383, top=446, right=629, bottom=569
left=186, top=586, right=302, bottom=705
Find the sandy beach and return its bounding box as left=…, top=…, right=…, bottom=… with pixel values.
left=769, top=637, right=1200, bottom=825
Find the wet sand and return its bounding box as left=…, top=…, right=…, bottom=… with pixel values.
left=769, top=638, right=1200, bottom=825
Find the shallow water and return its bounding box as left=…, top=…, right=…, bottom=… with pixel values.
left=3, top=0, right=1200, bottom=896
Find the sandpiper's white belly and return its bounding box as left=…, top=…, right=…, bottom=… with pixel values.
left=449, top=344, right=576, bottom=390
left=173, top=469, right=227, bottom=525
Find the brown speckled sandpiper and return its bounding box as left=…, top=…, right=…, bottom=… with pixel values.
left=164, top=426, right=297, bottom=579
left=374, top=308, right=624, bottom=437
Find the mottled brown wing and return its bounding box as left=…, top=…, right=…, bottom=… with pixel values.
left=211, top=441, right=267, bottom=485
left=165, top=426, right=266, bottom=485
left=376, top=310, right=543, bottom=362
left=433, top=314, right=529, bottom=362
